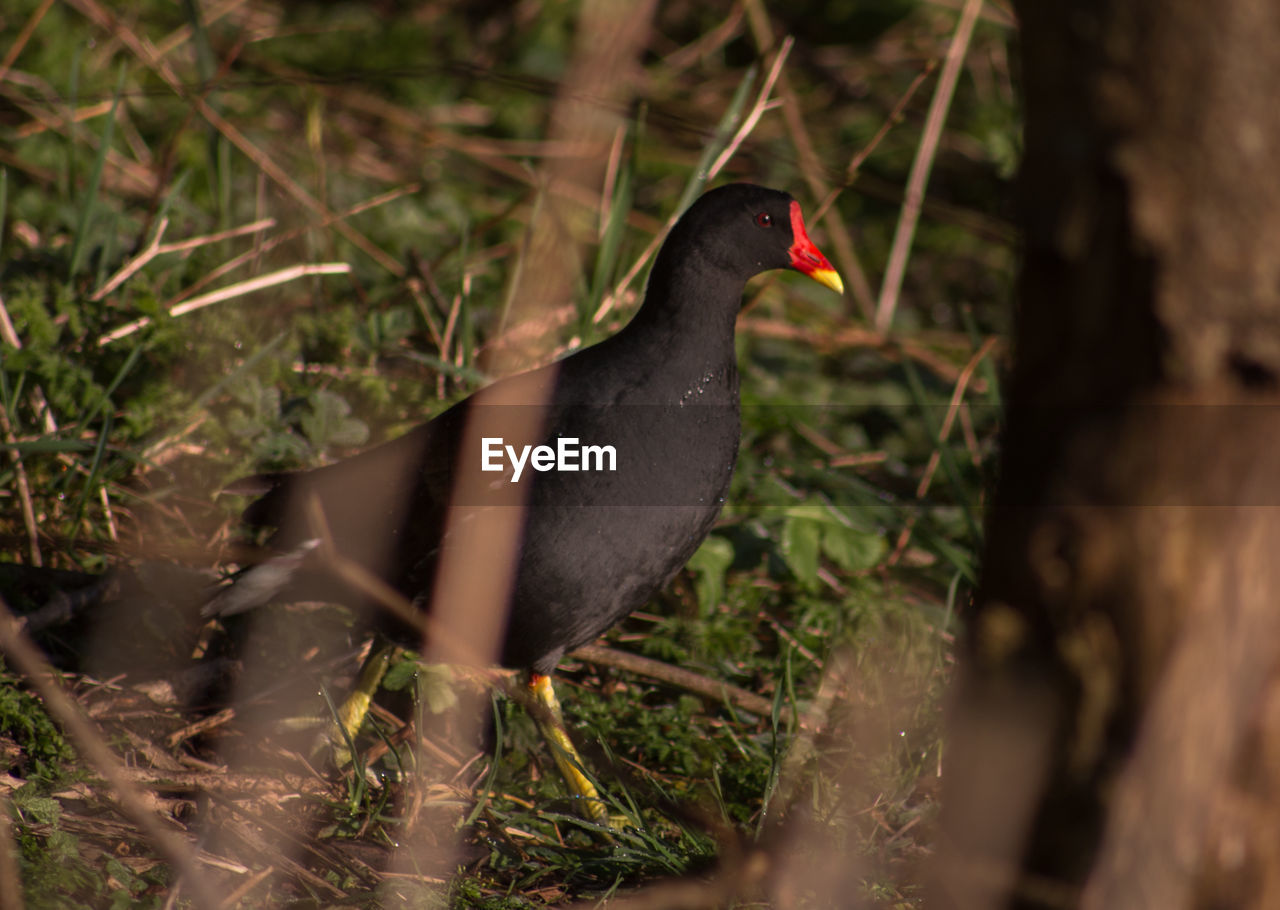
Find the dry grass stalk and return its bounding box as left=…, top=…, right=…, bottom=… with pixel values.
left=875, top=0, right=985, bottom=332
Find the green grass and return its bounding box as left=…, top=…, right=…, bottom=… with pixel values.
left=0, top=0, right=1015, bottom=905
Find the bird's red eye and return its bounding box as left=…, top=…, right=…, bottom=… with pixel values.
left=755, top=212, right=773, bottom=227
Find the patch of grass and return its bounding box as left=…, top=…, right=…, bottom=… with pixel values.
left=0, top=0, right=1015, bottom=904
left=0, top=662, right=73, bottom=776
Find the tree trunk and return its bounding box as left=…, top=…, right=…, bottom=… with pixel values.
left=936, top=2, right=1280, bottom=908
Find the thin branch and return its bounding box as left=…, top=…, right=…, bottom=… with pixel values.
left=98, top=263, right=351, bottom=346
left=889, top=335, right=998, bottom=566
left=93, top=217, right=276, bottom=301
left=0, top=0, right=57, bottom=85
left=158, top=184, right=417, bottom=312
left=706, top=36, right=792, bottom=179
left=743, top=0, right=877, bottom=319
left=914, top=335, right=998, bottom=500
left=91, top=217, right=168, bottom=301
left=875, top=0, right=985, bottom=332
left=155, top=216, right=276, bottom=255
left=0, top=307, right=41, bottom=565
left=811, top=61, right=938, bottom=224
left=571, top=644, right=794, bottom=725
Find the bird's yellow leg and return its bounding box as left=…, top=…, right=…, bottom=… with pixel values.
left=527, top=672, right=623, bottom=828
left=317, top=644, right=395, bottom=765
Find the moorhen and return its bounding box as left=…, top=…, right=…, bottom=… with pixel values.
left=211, top=183, right=843, bottom=820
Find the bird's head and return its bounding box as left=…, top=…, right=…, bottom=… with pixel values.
left=672, top=183, right=844, bottom=295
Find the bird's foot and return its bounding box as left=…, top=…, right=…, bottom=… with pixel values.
left=526, top=672, right=633, bottom=832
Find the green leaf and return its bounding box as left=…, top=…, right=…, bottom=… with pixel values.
left=381, top=657, right=419, bottom=692
left=300, top=390, right=369, bottom=449
left=356, top=307, right=415, bottom=355
left=415, top=664, right=459, bottom=715
left=13, top=789, right=61, bottom=826
left=820, top=523, right=887, bottom=572
left=686, top=535, right=734, bottom=616
left=780, top=515, right=821, bottom=590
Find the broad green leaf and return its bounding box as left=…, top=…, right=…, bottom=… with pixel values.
left=820, top=523, right=887, bottom=572
left=780, top=515, right=821, bottom=590
left=687, top=535, right=734, bottom=616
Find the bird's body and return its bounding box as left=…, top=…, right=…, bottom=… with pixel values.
left=218, top=182, right=841, bottom=694
left=233, top=335, right=741, bottom=673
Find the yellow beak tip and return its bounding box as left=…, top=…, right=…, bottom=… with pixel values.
left=811, top=268, right=844, bottom=295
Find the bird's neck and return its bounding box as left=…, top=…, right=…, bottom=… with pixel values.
left=625, top=256, right=745, bottom=354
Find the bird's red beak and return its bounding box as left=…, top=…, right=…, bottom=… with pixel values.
left=787, top=201, right=843, bottom=294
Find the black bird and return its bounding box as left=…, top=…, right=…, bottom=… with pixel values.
left=211, top=183, right=843, bottom=819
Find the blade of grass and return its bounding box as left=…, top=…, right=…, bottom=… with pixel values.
left=0, top=169, right=8, bottom=253
left=592, top=63, right=758, bottom=324
left=67, top=411, right=112, bottom=542
left=401, top=352, right=490, bottom=387
left=64, top=42, right=82, bottom=199
left=755, top=646, right=795, bottom=840
left=682, top=77, right=758, bottom=201
left=184, top=0, right=232, bottom=230
left=68, top=65, right=124, bottom=282
left=464, top=693, right=504, bottom=827
left=584, top=131, right=634, bottom=325
left=155, top=169, right=191, bottom=227
left=93, top=206, right=122, bottom=291
left=705, top=38, right=792, bottom=182
left=73, top=339, right=144, bottom=430
left=318, top=681, right=370, bottom=813
left=3, top=439, right=96, bottom=456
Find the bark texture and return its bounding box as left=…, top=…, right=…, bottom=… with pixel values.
left=937, top=2, right=1280, bottom=908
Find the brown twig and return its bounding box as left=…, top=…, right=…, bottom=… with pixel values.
left=216, top=864, right=274, bottom=910
left=811, top=61, right=938, bottom=226
left=917, top=336, right=997, bottom=496
left=0, top=342, right=41, bottom=566
left=888, top=335, right=997, bottom=566
left=158, top=183, right=418, bottom=313
left=0, top=0, right=56, bottom=85
left=93, top=216, right=278, bottom=302
left=571, top=644, right=790, bottom=724
left=875, top=0, right=985, bottom=331
left=659, top=4, right=745, bottom=73
left=742, top=0, right=877, bottom=320
left=98, top=262, right=352, bottom=347
left=706, top=36, right=792, bottom=178
left=592, top=35, right=793, bottom=325
left=738, top=315, right=992, bottom=387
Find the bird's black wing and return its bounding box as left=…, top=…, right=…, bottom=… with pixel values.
left=209, top=400, right=470, bottom=617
